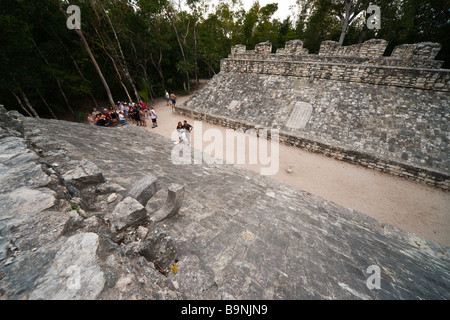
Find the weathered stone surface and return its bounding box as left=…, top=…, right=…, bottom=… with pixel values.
left=62, top=159, right=105, bottom=186
left=110, top=197, right=148, bottom=232
left=225, top=40, right=448, bottom=89
left=107, top=193, right=117, bottom=203
left=178, top=71, right=449, bottom=190
left=136, top=226, right=149, bottom=240
left=0, top=138, right=51, bottom=193
left=0, top=105, right=24, bottom=136
left=166, top=254, right=218, bottom=299
left=6, top=113, right=448, bottom=300
left=126, top=175, right=160, bottom=206
left=61, top=210, right=85, bottom=235
left=0, top=209, right=71, bottom=298
left=151, top=184, right=185, bottom=222
left=139, top=225, right=177, bottom=272
left=0, top=111, right=107, bottom=300
left=30, top=233, right=105, bottom=300
left=209, top=40, right=450, bottom=190
left=0, top=187, right=56, bottom=226
left=145, top=189, right=167, bottom=214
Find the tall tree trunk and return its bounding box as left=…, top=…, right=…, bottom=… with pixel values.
left=11, top=90, right=33, bottom=117
left=140, top=64, right=154, bottom=103
left=43, top=23, right=99, bottom=108
left=93, top=26, right=132, bottom=102
left=19, top=88, right=39, bottom=118
left=338, top=0, right=363, bottom=46
left=58, top=1, right=115, bottom=110
left=31, top=37, right=75, bottom=114
left=194, top=21, right=199, bottom=85
left=165, top=7, right=190, bottom=93
left=101, top=5, right=141, bottom=102
left=338, top=1, right=352, bottom=45
left=202, top=59, right=217, bottom=78
left=77, top=28, right=116, bottom=109
left=358, top=27, right=367, bottom=44
left=36, top=88, right=57, bottom=119
left=150, top=50, right=166, bottom=89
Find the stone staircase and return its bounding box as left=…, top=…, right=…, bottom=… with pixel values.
left=1, top=109, right=449, bottom=300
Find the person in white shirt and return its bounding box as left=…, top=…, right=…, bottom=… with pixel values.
left=149, top=107, right=158, bottom=128
left=165, top=91, right=170, bottom=106
left=118, top=111, right=127, bottom=125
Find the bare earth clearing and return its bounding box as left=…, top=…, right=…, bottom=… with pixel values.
left=145, top=81, right=450, bottom=247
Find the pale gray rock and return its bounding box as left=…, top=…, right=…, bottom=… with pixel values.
left=107, top=193, right=117, bottom=203
left=136, top=226, right=149, bottom=240
left=0, top=105, right=24, bottom=135
left=110, top=197, right=148, bottom=232
left=0, top=187, right=56, bottom=226
left=84, top=216, right=99, bottom=227
left=126, top=175, right=160, bottom=206
left=145, top=189, right=167, bottom=214
left=139, top=225, right=177, bottom=272
left=106, top=254, right=120, bottom=269
left=151, top=184, right=185, bottom=222
left=62, top=159, right=105, bottom=186
left=30, top=233, right=105, bottom=300
left=95, top=182, right=116, bottom=195
left=0, top=138, right=51, bottom=193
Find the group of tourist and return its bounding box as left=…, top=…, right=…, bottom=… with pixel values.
left=165, top=90, right=177, bottom=111
left=88, top=100, right=158, bottom=128
left=87, top=107, right=123, bottom=127
left=88, top=92, right=187, bottom=143
left=175, top=120, right=193, bottom=145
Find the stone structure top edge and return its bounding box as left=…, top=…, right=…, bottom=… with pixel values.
left=221, top=57, right=450, bottom=73
left=230, top=39, right=443, bottom=64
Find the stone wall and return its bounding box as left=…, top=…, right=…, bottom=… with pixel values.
left=221, top=39, right=449, bottom=91
left=177, top=39, right=450, bottom=190
left=318, top=39, right=389, bottom=58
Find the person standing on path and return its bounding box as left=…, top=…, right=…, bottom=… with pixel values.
left=175, top=121, right=187, bottom=144
left=165, top=91, right=170, bottom=106
left=183, top=120, right=193, bottom=144
left=170, top=93, right=177, bottom=112
left=149, top=106, right=158, bottom=128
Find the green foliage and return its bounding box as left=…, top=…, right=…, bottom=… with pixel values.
left=76, top=111, right=87, bottom=123
left=138, top=78, right=151, bottom=104
left=0, top=0, right=448, bottom=118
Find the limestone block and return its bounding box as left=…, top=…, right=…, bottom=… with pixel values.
left=285, top=40, right=308, bottom=55
left=62, top=159, right=105, bottom=186
left=0, top=187, right=57, bottom=226
left=255, top=41, right=272, bottom=54
left=150, top=184, right=185, bottom=222
left=231, top=44, right=246, bottom=56
left=110, top=197, right=148, bottom=232
left=319, top=40, right=339, bottom=56
left=139, top=225, right=177, bottom=272
left=126, top=175, right=160, bottom=206
left=30, top=233, right=105, bottom=300
left=391, top=42, right=442, bottom=60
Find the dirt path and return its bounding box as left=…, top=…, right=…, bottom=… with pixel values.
left=145, top=82, right=450, bottom=247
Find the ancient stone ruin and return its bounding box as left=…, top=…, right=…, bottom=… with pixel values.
left=1, top=40, right=449, bottom=301
left=0, top=106, right=187, bottom=299
left=176, top=39, right=449, bottom=190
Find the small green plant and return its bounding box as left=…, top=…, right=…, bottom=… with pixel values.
left=76, top=111, right=87, bottom=123
left=71, top=204, right=80, bottom=211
